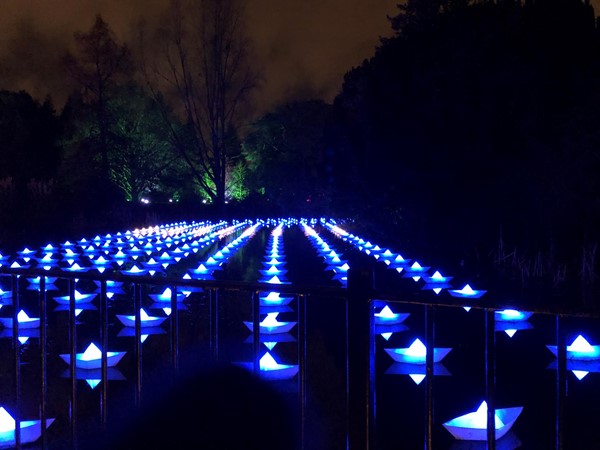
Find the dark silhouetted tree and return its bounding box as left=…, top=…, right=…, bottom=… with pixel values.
left=62, top=14, right=133, bottom=181
left=332, top=0, right=600, bottom=290
left=140, top=0, right=259, bottom=209
left=0, top=90, right=61, bottom=248
left=242, top=100, right=333, bottom=214
left=0, top=91, right=60, bottom=183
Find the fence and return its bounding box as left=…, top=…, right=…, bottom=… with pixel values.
left=0, top=264, right=598, bottom=449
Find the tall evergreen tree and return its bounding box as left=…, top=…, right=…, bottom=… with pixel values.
left=332, top=0, right=600, bottom=287
left=62, top=14, right=133, bottom=181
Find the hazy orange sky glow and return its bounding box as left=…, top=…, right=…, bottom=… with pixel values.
left=0, top=0, right=399, bottom=115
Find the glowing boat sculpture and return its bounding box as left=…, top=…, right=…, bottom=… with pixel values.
left=0, top=406, right=55, bottom=448
left=384, top=338, right=451, bottom=364
left=402, top=261, right=430, bottom=281
left=259, top=291, right=294, bottom=306
left=59, top=342, right=126, bottom=370
left=443, top=401, right=523, bottom=441
left=238, top=352, right=299, bottom=381
left=374, top=305, right=410, bottom=325
left=546, top=335, right=600, bottom=361
left=494, top=309, right=534, bottom=337
left=258, top=265, right=288, bottom=277
left=448, top=284, right=487, bottom=312
left=53, top=290, right=97, bottom=305
left=0, top=310, right=40, bottom=329
left=448, top=284, right=487, bottom=299
left=148, top=287, right=187, bottom=303
left=243, top=312, right=296, bottom=334
left=116, top=308, right=167, bottom=328
left=494, top=309, right=533, bottom=322
left=422, top=270, right=453, bottom=294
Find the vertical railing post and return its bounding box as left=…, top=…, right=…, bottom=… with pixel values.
left=68, top=277, right=77, bottom=448
left=134, top=283, right=142, bottom=407
left=39, top=275, right=48, bottom=449
left=298, top=293, right=307, bottom=450
left=485, top=309, right=496, bottom=450
left=252, top=291, right=260, bottom=374
left=170, top=283, right=179, bottom=374
left=368, top=297, right=376, bottom=450
left=556, top=314, right=566, bottom=450
left=346, top=266, right=374, bottom=450
left=425, top=304, right=435, bottom=450
left=99, top=279, right=108, bottom=426
left=12, top=274, right=21, bottom=449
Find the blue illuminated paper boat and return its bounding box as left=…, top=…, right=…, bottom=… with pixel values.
left=59, top=342, right=126, bottom=370
left=448, top=284, right=487, bottom=299
left=243, top=312, right=296, bottom=334
left=0, top=406, right=55, bottom=448
left=17, top=247, right=36, bottom=259
left=148, top=287, right=187, bottom=303
left=374, top=305, right=410, bottom=325
left=120, top=264, right=149, bottom=276
left=27, top=276, right=58, bottom=285
left=263, top=257, right=285, bottom=267
left=258, top=275, right=291, bottom=285
left=494, top=309, right=534, bottom=337
left=494, top=309, right=533, bottom=322
left=387, top=254, right=412, bottom=271
left=188, top=263, right=215, bottom=280
left=63, top=262, right=90, bottom=272
left=402, top=261, right=430, bottom=281
left=0, top=310, right=40, bottom=329
left=384, top=338, right=451, bottom=364
left=443, top=401, right=523, bottom=441
left=422, top=270, right=453, bottom=293
left=258, top=266, right=288, bottom=277
left=259, top=291, right=294, bottom=306
left=53, top=290, right=97, bottom=305
left=546, top=335, right=600, bottom=361
left=237, top=352, right=299, bottom=381
left=116, top=308, right=167, bottom=327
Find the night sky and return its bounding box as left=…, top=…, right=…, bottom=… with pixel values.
left=0, top=0, right=398, bottom=115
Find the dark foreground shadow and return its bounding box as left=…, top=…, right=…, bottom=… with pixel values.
left=81, top=363, right=299, bottom=450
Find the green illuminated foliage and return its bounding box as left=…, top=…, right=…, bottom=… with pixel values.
left=59, top=83, right=181, bottom=203
left=107, top=84, right=179, bottom=202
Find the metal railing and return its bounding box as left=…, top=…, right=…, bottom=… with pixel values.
left=0, top=264, right=598, bottom=449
